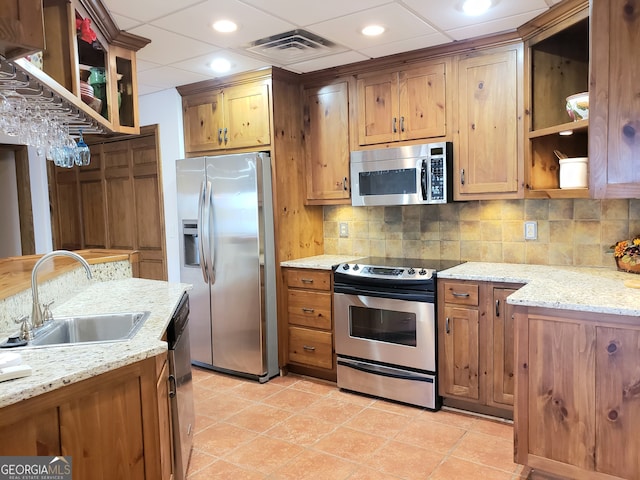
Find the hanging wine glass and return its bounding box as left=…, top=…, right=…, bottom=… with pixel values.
left=75, top=130, right=91, bottom=166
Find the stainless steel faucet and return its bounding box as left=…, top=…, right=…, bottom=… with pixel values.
left=31, top=250, right=93, bottom=329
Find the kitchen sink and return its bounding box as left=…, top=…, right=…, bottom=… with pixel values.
left=29, top=311, right=150, bottom=347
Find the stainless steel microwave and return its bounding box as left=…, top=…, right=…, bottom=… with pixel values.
left=350, top=142, right=452, bottom=207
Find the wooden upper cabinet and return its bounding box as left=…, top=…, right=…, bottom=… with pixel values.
left=0, top=0, right=44, bottom=60
left=590, top=0, right=640, bottom=198
left=303, top=81, right=350, bottom=204
left=356, top=62, right=447, bottom=145
left=183, top=90, right=224, bottom=152
left=182, top=81, right=271, bottom=153
left=224, top=82, right=271, bottom=150
left=455, top=44, right=523, bottom=200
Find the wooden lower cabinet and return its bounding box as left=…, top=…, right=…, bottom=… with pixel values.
left=515, top=307, right=640, bottom=480
left=438, top=280, right=521, bottom=418
left=0, top=355, right=172, bottom=480
left=285, top=268, right=335, bottom=381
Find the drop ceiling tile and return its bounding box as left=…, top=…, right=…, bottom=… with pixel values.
left=150, top=0, right=295, bottom=49
left=307, top=4, right=436, bottom=52
left=110, top=13, right=142, bottom=31
left=101, top=0, right=206, bottom=23
left=445, top=9, right=548, bottom=41
left=403, top=0, right=550, bottom=31
left=239, top=0, right=392, bottom=26
left=136, top=59, right=162, bottom=72
left=285, top=51, right=370, bottom=73
left=137, top=66, right=211, bottom=89
left=128, top=24, right=219, bottom=65
left=170, top=50, right=271, bottom=79
left=358, top=31, right=452, bottom=59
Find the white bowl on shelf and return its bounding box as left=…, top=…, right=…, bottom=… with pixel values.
left=566, top=92, right=589, bottom=121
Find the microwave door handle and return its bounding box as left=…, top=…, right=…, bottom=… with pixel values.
left=421, top=160, right=428, bottom=200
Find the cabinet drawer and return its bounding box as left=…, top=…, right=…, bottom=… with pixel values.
left=288, top=290, right=332, bottom=329
left=443, top=282, right=479, bottom=306
left=286, top=270, right=331, bottom=291
left=288, top=326, right=333, bottom=370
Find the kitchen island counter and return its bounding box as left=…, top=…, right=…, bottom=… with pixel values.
left=439, top=262, right=640, bottom=317
left=0, top=277, right=189, bottom=408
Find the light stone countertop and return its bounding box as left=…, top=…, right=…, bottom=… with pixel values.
left=280, top=254, right=365, bottom=270
left=438, top=262, right=640, bottom=317
left=0, top=278, right=190, bottom=409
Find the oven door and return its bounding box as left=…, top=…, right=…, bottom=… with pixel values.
left=334, top=292, right=435, bottom=372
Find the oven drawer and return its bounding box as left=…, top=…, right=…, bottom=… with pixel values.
left=442, top=281, right=479, bottom=306
left=287, top=270, right=331, bottom=291
left=288, top=326, right=333, bottom=369
left=337, top=357, right=437, bottom=410
left=288, top=290, right=332, bottom=329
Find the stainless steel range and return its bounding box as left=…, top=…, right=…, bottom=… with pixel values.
left=334, top=258, right=458, bottom=410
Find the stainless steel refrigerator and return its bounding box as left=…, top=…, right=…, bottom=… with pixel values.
left=176, top=152, right=278, bottom=382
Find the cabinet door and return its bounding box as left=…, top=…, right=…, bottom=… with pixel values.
left=590, top=0, right=640, bottom=198
left=398, top=63, right=446, bottom=141
left=0, top=407, right=60, bottom=456
left=488, top=287, right=516, bottom=408
left=526, top=316, right=596, bottom=470
left=456, top=47, right=521, bottom=198
left=440, top=305, right=480, bottom=400
left=182, top=91, right=225, bottom=153
left=224, top=83, right=271, bottom=149
left=357, top=72, right=399, bottom=145
left=595, top=327, right=640, bottom=479
left=303, top=82, right=350, bottom=203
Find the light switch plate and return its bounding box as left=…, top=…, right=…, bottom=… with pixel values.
left=339, top=222, right=349, bottom=238
left=524, top=221, right=537, bottom=240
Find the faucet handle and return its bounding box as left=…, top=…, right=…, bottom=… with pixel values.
left=42, top=301, right=55, bottom=323
left=14, top=315, right=32, bottom=341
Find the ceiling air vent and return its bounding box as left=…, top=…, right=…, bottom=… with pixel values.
left=245, top=29, right=346, bottom=64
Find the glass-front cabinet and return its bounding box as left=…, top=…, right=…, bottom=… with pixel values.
left=16, top=0, right=148, bottom=135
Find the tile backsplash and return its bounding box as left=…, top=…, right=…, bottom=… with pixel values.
left=324, top=198, right=640, bottom=268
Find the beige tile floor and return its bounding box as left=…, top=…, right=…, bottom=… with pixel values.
left=187, top=367, right=530, bottom=479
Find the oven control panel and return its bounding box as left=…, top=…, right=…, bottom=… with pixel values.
left=336, top=263, right=434, bottom=281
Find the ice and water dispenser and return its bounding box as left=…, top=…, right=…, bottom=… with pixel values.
left=182, top=221, right=200, bottom=267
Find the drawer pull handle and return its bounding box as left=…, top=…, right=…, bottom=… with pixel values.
left=301, top=278, right=314, bottom=284
left=445, top=317, right=450, bottom=334
left=452, top=292, right=470, bottom=298
left=303, top=345, right=316, bottom=352
left=302, top=307, right=315, bottom=314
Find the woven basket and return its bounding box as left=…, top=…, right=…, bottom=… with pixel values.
left=616, top=257, right=640, bottom=274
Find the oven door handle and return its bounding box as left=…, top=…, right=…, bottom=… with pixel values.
left=334, top=285, right=434, bottom=302
left=337, top=359, right=434, bottom=383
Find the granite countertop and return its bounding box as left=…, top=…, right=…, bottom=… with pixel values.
left=280, top=255, right=365, bottom=270
left=0, top=278, right=189, bottom=409
left=0, top=249, right=139, bottom=300
left=439, top=262, right=640, bottom=317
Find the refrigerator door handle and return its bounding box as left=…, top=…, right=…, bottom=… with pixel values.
left=206, top=180, right=216, bottom=285
left=197, top=180, right=209, bottom=283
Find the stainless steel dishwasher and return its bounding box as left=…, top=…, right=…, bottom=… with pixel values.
left=167, top=293, right=194, bottom=480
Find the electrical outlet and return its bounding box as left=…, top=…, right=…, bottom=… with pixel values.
left=524, top=221, right=537, bottom=240
left=339, top=222, right=349, bottom=238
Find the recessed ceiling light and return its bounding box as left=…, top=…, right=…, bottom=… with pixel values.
left=362, top=25, right=385, bottom=36
left=210, top=58, right=231, bottom=73
left=213, top=20, right=237, bottom=33
left=462, top=0, right=492, bottom=16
